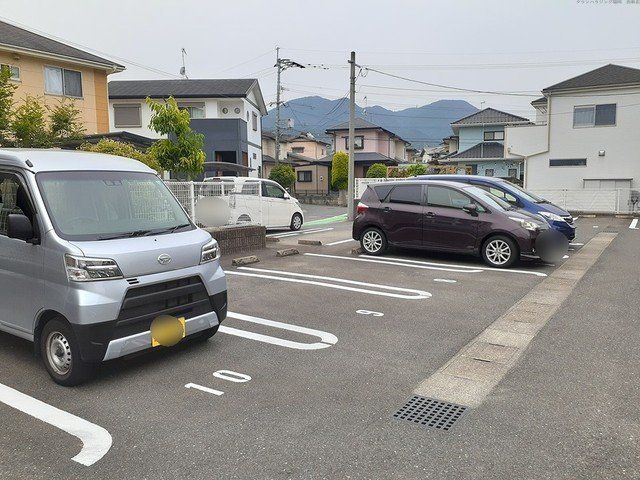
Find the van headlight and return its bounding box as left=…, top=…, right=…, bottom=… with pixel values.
left=200, top=239, right=220, bottom=264
left=65, top=254, right=123, bottom=281
left=538, top=211, right=565, bottom=223
left=509, top=217, right=540, bottom=232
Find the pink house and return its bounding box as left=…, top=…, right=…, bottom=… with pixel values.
left=324, top=118, right=408, bottom=177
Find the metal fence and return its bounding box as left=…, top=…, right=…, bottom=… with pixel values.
left=354, top=178, right=640, bottom=214
left=165, top=181, right=263, bottom=228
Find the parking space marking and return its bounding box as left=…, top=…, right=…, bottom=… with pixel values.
left=212, top=370, right=252, bottom=383
left=219, top=311, right=339, bottom=350
left=185, top=383, right=224, bottom=396
left=326, top=239, right=356, bottom=246
left=0, top=382, right=112, bottom=466
left=434, top=279, right=457, bottom=283
left=228, top=268, right=432, bottom=300
left=267, top=227, right=334, bottom=239
left=356, top=309, right=384, bottom=317
left=304, top=253, right=483, bottom=274
left=570, top=242, right=584, bottom=247
left=303, top=253, right=547, bottom=277
left=630, top=219, right=639, bottom=229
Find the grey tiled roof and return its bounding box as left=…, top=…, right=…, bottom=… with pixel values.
left=543, top=64, right=640, bottom=92
left=326, top=117, right=408, bottom=143
left=108, top=79, right=257, bottom=99
left=531, top=97, right=547, bottom=105
left=448, top=142, right=505, bottom=159
left=451, top=108, right=530, bottom=126
left=0, top=20, right=124, bottom=69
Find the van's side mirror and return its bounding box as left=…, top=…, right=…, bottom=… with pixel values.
left=7, top=214, right=35, bottom=243
left=463, top=203, right=478, bottom=215
left=283, top=192, right=291, bottom=200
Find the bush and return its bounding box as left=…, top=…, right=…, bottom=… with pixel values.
left=331, top=151, right=348, bottom=190
left=79, top=138, right=161, bottom=172
left=269, top=163, right=296, bottom=189
left=12, top=95, right=50, bottom=148
left=406, top=163, right=427, bottom=177
left=366, top=163, right=387, bottom=178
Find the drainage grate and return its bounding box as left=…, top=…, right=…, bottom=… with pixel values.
left=393, top=395, right=467, bottom=431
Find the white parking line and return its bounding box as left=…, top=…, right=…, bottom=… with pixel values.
left=0, top=382, right=112, bottom=466
left=303, top=252, right=547, bottom=277
left=630, top=219, right=639, bottom=229
left=219, top=311, right=338, bottom=349
left=569, top=242, right=584, bottom=247
left=227, top=268, right=432, bottom=300
left=267, top=227, right=334, bottom=238
left=185, top=383, right=224, bottom=396
left=304, top=253, right=483, bottom=274
left=326, top=239, right=356, bottom=246
left=434, top=279, right=457, bottom=283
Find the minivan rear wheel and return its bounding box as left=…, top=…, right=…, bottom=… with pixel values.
left=360, top=227, right=387, bottom=256
left=290, top=213, right=303, bottom=231
left=40, top=318, right=96, bottom=386
left=482, top=235, right=517, bottom=268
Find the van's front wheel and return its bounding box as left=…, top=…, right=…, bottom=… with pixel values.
left=40, top=318, right=96, bottom=386
left=290, top=213, right=303, bottom=231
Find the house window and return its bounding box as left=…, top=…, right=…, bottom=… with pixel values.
left=508, top=168, right=518, bottom=178
left=113, top=104, right=142, bottom=128
left=483, top=131, right=504, bottom=141
left=485, top=168, right=494, bottom=176
left=291, top=146, right=305, bottom=153
left=44, top=66, right=82, bottom=97
left=297, top=170, right=312, bottom=182
left=573, top=104, right=616, bottom=128
left=252, top=112, right=258, bottom=131
left=344, top=135, right=364, bottom=150
left=549, top=158, right=587, bottom=167
left=178, top=102, right=205, bottom=119
left=1, top=64, right=20, bottom=81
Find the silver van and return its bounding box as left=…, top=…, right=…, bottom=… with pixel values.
left=0, top=149, right=227, bottom=385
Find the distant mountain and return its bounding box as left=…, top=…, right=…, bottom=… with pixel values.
left=262, top=96, right=478, bottom=148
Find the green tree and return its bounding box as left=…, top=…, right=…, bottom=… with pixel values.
left=406, top=163, right=427, bottom=177
left=79, top=138, right=160, bottom=172
left=269, top=163, right=296, bottom=189
left=0, top=67, right=17, bottom=146
left=331, top=151, right=349, bottom=190
left=146, top=96, right=205, bottom=179
left=49, top=99, right=85, bottom=143
left=12, top=95, right=50, bottom=148
left=366, top=163, right=388, bottom=178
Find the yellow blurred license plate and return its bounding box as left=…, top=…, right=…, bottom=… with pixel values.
left=150, top=315, right=186, bottom=347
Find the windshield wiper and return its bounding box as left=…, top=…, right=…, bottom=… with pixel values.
left=97, top=229, right=152, bottom=241
left=144, top=223, right=192, bottom=236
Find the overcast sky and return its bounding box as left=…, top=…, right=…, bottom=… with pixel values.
left=2, top=0, right=640, bottom=121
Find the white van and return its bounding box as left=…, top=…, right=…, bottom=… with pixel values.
left=0, top=149, right=227, bottom=385
left=201, top=177, right=304, bottom=230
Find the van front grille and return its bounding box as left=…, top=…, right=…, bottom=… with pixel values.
left=115, top=276, right=212, bottom=337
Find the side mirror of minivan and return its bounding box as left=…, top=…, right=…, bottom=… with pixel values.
left=7, top=214, right=35, bottom=243
left=463, top=203, right=478, bottom=216
left=283, top=192, right=291, bottom=200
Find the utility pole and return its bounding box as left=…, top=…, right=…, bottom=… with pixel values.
left=275, top=47, right=282, bottom=164
left=274, top=47, right=305, bottom=165
left=347, top=51, right=356, bottom=221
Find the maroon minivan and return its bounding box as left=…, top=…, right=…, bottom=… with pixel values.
left=353, top=180, right=558, bottom=268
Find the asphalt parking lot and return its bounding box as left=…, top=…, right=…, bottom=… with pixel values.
left=0, top=215, right=638, bottom=479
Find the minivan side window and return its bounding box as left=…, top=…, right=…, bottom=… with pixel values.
left=0, top=173, right=32, bottom=236
left=262, top=183, right=286, bottom=199
left=427, top=186, right=473, bottom=209
left=388, top=185, right=422, bottom=206
left=373, top=184, right=393, bottom=202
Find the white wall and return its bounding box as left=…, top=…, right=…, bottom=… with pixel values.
left=524, top=87, right=640, bottom=190
left=505, top=124, right=547, bottom=158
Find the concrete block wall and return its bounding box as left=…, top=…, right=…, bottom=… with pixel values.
left=205, top=225, right=266, bottom=255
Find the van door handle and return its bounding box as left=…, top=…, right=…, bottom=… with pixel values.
left=425, top=211, right=436, bottom=217
left=382, top=207, right=391, bottom=213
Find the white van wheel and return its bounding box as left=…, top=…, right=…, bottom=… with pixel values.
left=40, top=318, right=96, bottom=386
left=290, top=213, right=303, bottom=231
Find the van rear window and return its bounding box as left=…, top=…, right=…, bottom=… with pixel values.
left=373, top=185, right=393, bottom=201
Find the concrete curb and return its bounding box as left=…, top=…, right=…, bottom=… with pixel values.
left=351, top=247, right=363, bottom=255
left=231, top=255, right=260, bottom=267
left=276, top=248, right=300, bottom=257
left=266, top=237, right=280, bottom=243
left=298, top=239, right=322, bottom=246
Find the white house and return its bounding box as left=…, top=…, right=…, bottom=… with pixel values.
left=505, top=64, right=640, bottom=191
left=108, top=79, right=267, bottom=178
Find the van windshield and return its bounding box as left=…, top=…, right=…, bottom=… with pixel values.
left=463, top=185, right=511, bottom=211
left=500, top=180, right=546, bottom=203
left=36, top=171, right=193, bottom=241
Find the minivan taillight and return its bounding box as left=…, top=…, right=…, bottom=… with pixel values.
left=356, top=202, right=369, bottom=214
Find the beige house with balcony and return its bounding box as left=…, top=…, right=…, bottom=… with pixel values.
left=0, top=19, right=124, bottom=135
